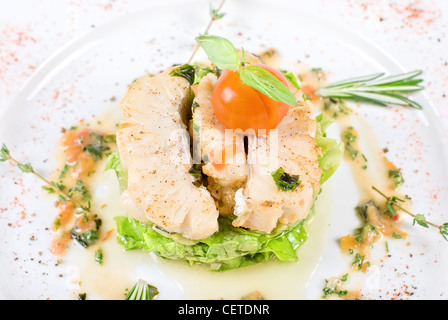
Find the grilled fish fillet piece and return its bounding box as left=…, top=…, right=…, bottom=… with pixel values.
left=192, top=73, right=248, bottom=215
left=233, top=94, right=322, bottom=233
left=116, top=68, right=219, bottom=240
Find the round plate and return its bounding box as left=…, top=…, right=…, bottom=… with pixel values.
left=1, top=0, right=447, bottom=300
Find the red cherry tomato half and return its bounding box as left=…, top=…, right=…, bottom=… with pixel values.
left=212, top=63, right=292, bottom=134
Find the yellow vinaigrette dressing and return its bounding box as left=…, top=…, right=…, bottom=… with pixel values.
left=313, top=76, right=411, bottom=298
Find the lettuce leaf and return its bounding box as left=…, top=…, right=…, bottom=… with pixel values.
left=115, top=215, right=307, bottom=272
left=315, top=113, right=344, bottom=184
left=105, top=151, right=128, bottom=193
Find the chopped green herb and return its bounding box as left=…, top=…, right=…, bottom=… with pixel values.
left=59, top=164, right=70, bottom=180
left=392, top=232, right=403, bottom=239
left=188, top=164, right=202, bottom=179
left=169, top=64, right=196, bottom=85
left=322, top=275, right=349, bottom=299
left=352, top=253, right=368, bottom=271
left=68, top=180, right=91, bottom=203
left=271, top=167, right=300, bottom=192
left=83, top=133, right=110, bottom=160
left=389, top=168, right=404, bottom=189
left=70, top=218, right=101, bottom=248
left=188, top=164, right=203, bottom=187
left=342, top=127, right=359, bottom=160
left=104, top=134, right=116, bottom=144
left=323, top=97, right=353, bottom=118
left=95, top=248, right=104, bottom=265
left=354, top=224, right=377, bottom=243
left=191, top=101, right=200, bottom=113
left=77, top=293, right=87, bottom=300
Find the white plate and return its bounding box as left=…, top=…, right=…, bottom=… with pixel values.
left=1, top=0, right=447, bottom=300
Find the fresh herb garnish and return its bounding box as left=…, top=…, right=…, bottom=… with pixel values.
left=188, top=164, right=203, bottom=187
left=372, top=186, right=448, bottom=241
left=169, top=64, right=196, bottom=85
left=323, top=97, right=353, bottom=119
left=342, top=127, right=359, bottom=160
left=352, top=253, right=369, bottom=271
left=195, top=35, right=298, bottom=107
left=83, top=133, right=110, bottom=160
left=70, top=217, right=102, bottom=248
left=280, top=70, right=300, bottom=90
left=322, top=274, right=349, bottom=299
left=77, top=293, right=87, bottom=300
left=271, top=167, right=300, bottom=192
left=239, top=65, right=299, bottom=106
left=389, top=168, right=404, bottom=189
left=187, top=0, right=227, bottom=64
left=1, top=144, right=89, bottom=209
left=68, top=180, right=92, bottom=203
left=354, top=224, right=377, bottom=243
left=316, top=70, right=424, bottom=109
left=125, top=279, right=159, bottom=300
left=94, top=247, right=104, bottom=265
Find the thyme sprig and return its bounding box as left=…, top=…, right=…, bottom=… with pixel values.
left=0, top=143, right=90, bottom=212
left=372, top=186, right=448, bottom=241
left=316, top=70, right=424, bottom=109
left=187, top=0, right=227, bottom=64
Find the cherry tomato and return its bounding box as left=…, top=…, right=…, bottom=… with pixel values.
left=212, top=63, right=291, bottom=134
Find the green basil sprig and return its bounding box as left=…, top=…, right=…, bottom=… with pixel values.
left=195, top=35, right=298, bottom=106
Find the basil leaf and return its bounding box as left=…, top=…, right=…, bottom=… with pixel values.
left=239, top=66, right=299, bottom=106
left=271, top=167, right=300, bottom=192
left=280, top=70, right=300, bottom=90
left=195, top=35, right=239, bottom=71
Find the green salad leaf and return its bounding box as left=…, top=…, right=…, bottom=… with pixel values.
left=105, top=151, right=128, bottom=193
left=315, top=113, right=344, bottom=184
left=115, top=215, right=307, bottom=272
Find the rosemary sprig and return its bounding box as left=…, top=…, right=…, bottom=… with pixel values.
left=0, top=143, right=89, bottom=211
left=316, top=70, right=424, bottom=109
left=125, top=279, right=159, bottom=300
left=372, top=186, right=448, bottom=241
